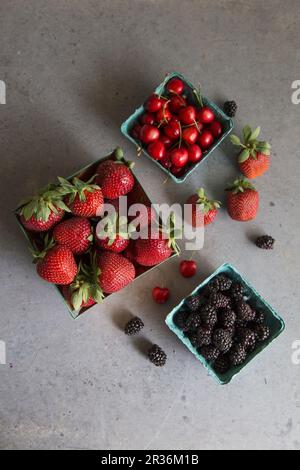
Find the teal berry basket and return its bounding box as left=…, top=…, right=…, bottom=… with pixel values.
left=121, top=72, right=234, bottom=183
left=165, top=263, right=285, bottom=384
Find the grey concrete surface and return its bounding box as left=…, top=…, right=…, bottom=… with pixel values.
left=0, top=0, right=300, bottom=450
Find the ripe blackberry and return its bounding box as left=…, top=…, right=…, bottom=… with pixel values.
left=253, top=325, right=270, bottom=342
left=214, top=354, right=231, bottom=374
left=213, top=329, right=233, bottom=353
left=185, top=294, right=202, bottom=312
left=187, top=331, right=200, bottom=348
left=185, top=313, right=202, bottom=331
left=224, top=100, right=237, bottom=117
left=235, top=327, right=256, bottom=352
left=148, top=344, right=167, bottom=367
left=218, top=308, right=236, bottom=328
left=209, top=292, right=231, bottom=309
left=197, top=325, right=212, bottom=347
left=224, top=325, right=235, bottom=338
left=254, top=310, right=266, bottom=325
left=200, top=345, right=220, bottom=362
left=124, top=317, right=144, bottom=335
left=216, top=275, right=233, bottom=292
left=236, top=301, right=256, bottom=322
left=230, top=344, right=247, bottom=366
left=200, top=304, right=217, bottom=327
left=229, top=283, right=244, bottom=302
left=174, top=310, right=189, bottom=331
left=256, top=235, right=275, bottom=250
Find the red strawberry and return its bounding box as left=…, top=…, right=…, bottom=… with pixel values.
left=96, top=234, right=130, bottom=253
left=231, top=126, right=271, bottom=179
left=96, top=148, right=135, bottom=200
left=226, top=178, right=259, bottom=221
left=59, top=175, right=104, bottom=217
left=95, top=212, right=130, bottom=253
left=62, top=286, right=96, bottom=310
left=19, top=184, right=69, bottom=232
left=32, top=236, right=78, bottom=285
left=98, top=252, right=136, bottom=294
left=186, top=188, right=221, bottom=227
left=53, top=217, right=93, bottom=255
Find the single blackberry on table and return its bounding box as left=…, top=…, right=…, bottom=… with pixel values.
left=200, top=345, right=220, bottom=362
left=187, top=331, right=200, bottom=348
left=209, top=292, right=231, bottom=309
left=253, top=325, right=271, bottom=342
left=235, top=327, right=256, bottom=352
left=254, top=310, right=266, bottom=326
left=216, top=275, right=233, bottom=292
left=185, top=294, right=202, bottom=312
left=229, top=282, right=245, bottom=302
left=185, top=313, right=202, bottom=331
left=214, top=354, right=231, bottom=374
left=230, top=344, right=247, bottom=366
left=213, top=329, right=233, bottom=353
left=236, top=300, right=256, bottom=322
left=200, top=304, right=218, bottom=327
left=174, top=310, right=189, bottom=331
left=197, top=325, right=213, bottom=347
left=124, top=317, right=144, bottom=335
left=218, top=308, right=236, bottom=328
left=148, top=344, right=167, bottom=367
left=256, top=235, right=275, bottom=250
left=224, top=100, right=237, bottom=117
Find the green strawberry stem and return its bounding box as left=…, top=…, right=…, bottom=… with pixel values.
left=57, top=175, right=100, bottom=203
left=70, top=254, right=104, bottom=310
left=29, top=234, right=56, bottom=262
left=161, top=212, right=181, bottom=256
left=196, top=188, right=221, bottom=214
left=230, top=125, right=271, bottom=163
left=19, top=184, right=71, bottom=222
left=226, top=177, right=257, bottom=194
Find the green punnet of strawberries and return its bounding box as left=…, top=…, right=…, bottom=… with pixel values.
left=19, top=184, right=70, bottom=222
left=69, top=254, right=104, bottom=310
left=230, top=125, right=271, bottom=163
left=195, top=188, right=221, bottom=214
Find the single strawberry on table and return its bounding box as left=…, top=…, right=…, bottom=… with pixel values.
left=226, top=177, right=259, bottom=221
left=53, top=216, right=93, bottom=255
left=97, top=251, right=136, bottom=294
left=58, top=175, right=104, bottom=217
left=230, top=125, right=271, bottom=179
left=186, top=188, right=221, bottom=227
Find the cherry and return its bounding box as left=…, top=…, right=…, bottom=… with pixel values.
left=140, top=112, right=156, bottom=126
left=182, top=126, right=199, bottom=145
left=140, top=124, right=160, bottom=144
left=170, top=148, right=188, bottom=168
left=164, top=119, right=181, bottom=140
left=210, top=121, right=223, bottom=138
left=198, top=130, right=214, bottom=149
left=197, top=106, right=215, bottom=124
left=180, top=260, right=197, bottom=278
left=145, top=94, right=164, bottom=113
left=147, top=141, right=166, bottom=161
left=152, top=286, right=170, bottom=304
left=160, top=155, right=172, bottom=169
left=166, top=78, right=184, bottom=95
left=178, top=106, right=197, bottom=125
left=131, top=124, right=142, bottom=140
left=156, top=106, right=172, bottom=123
left=169, top=95, right=187, bottom=113
left=171, top=166, right=185, bottom=177
left=159, top=134, right=173, bottom=149
left=188, top=144, right=203, bottom=163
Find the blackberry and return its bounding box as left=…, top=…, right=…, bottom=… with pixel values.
left=230, top=344, right=247, bottom=366
left=224, top=325, right=236, bottom=338
left=174, top=310, right=189, bottom=331
left=235, top=327, right=256, bottom=352
left=185, top=294, right=202, bottom=312
left=185, top=313, right=202, bottom=331
left=200, top=345, right=220, bottom=362
left=236, top=301, right=256, bottom=322
left=214, top=354, right=231, bottom=374
left=224, top=100, right=237, bottom=117
left=203, top=281, right=219, bottom=296
left=254, top=310, right=266, bottom=325
left=256, top=235, right=275, bottom=250
left=197, top=325, right=212, bottom=347
left=218, top=308, right=236, bottom=328
left=213, top=329, right=233, bottom=353
left=200, top=304, right=218, bottom=327
left=253, top=325, right=270, bottom=342
left=209, top=292, right=231, bottom=309
left=124, top=317, right=144, bottom=335
left=148, top=344, right=167, bottom=367
left=187, top=331, right=200, bottom=348
left=216, top=275, right=233, bottom=292
left=229, top=283, right=244, bottom=302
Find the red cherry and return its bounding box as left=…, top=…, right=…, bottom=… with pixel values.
left=156, top=106, right=172, bottom=123
left=159, top=134, right=173, bottom=149
left=131, top=124, right=142, bottom=140
left=178, top=106, right=196, bottom=125
left=160, top=155, right=172, bottom=169
left=140, top=112, right=156, bottom=126
left=152, top=286, right=170, bottom=304
left=147, top=141, right=166, bottom=161
left=166, top=78, right=184, bottom=95
left=171, top=166, right=185, bottom=177
left=170, top=148, right=188, bottom=168
left=182, top=126, right=199, bottom=145
left=188, top=144, right=203, bottom=163
left=210, top=121, right=223, bottom=138
left=169, top=95, right=187, bottom=113
left=140, top=124, right=160, bottom=144
left=180, top=260, right=197, bottom=278
left=164, top=119, right=181, bottom=140
left=197, top=106, right=215, bottom=124
left=145, top=94, right=164, bottom=113
left=198, top=130, right=214, bottom=149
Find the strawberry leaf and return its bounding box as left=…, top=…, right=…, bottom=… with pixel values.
left=243, top=125, right=252, bottom=143
left=249, top=126, right=261, bottom=142
left=239, top=149, right=251, bottom=163
left=230, top=135, right=242, bottom=146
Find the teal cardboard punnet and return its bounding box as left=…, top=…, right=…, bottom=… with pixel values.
left=121, top=72, right=234, bottom=183
left=166, top=263, right=285, bottom=384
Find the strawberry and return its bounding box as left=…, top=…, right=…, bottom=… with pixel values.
left=96, top=148, right=135, bottom=200
left=98, top=251, right=136, bottom=294
left=186, top=188, right=221, bottom=227
left=226, top=178, right=259, bottom=221
left=53, top=217, right=93, bottom=255
left=95, top=213, right=130, bottom=253
left=31, top=235, right=78, bottom=285
left=58, top=175, right=104, bottom=217
left=19, top=184, right=69, bottom=232
left=230, top=125, right=271, bottom=179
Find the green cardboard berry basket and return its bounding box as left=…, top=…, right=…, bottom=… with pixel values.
left=121, top=72, right=234, bottom=183
left=165, top=263, right=285, bottom=384
left=15, top=150, right=176, bottom=320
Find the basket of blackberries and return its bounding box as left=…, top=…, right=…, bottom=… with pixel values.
left=166, top=263, right=285, bottom=384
